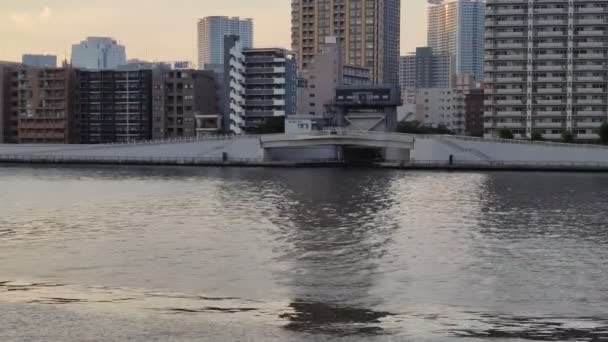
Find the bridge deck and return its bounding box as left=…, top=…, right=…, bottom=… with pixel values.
left=261, top=130, right=415, bottom=149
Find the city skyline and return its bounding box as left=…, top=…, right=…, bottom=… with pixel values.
left=0, top=0, right=427, bottom=63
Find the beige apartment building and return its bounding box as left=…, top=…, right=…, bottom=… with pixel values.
left=291, top=0, right=401, bottom=85
left=297, top=36, right=371, bottom=116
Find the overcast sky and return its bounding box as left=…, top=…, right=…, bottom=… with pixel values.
left=0, top=0, right=428, bottom=63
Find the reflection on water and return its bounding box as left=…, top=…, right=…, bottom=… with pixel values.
left=280, top=301, right=392, bottom=336
left=1, top=165, right=608, bottom=341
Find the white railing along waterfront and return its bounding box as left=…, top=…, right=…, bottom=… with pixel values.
left=0, top=154, right=341, bottom=165
left=2, top=153, right=608, bottom=170
left=105, top=133, right=269, bottom=147
left=385, top=159, right=608, bottom=169
left=419, top=133, right=608, bottom=151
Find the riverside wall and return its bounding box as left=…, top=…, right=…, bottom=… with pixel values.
left=2, top=134, right=608, bottom=171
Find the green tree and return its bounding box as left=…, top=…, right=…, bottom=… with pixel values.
left=248, top=117, right=285, bottom=134
left=396, top=121, right=454, bottom=135
left=561, top=130, right=575, bottom=143
left=599, top=121, right=608, bottom=144
left=530, top=131, right=544, bottom=141
left=497, top=128, right=514, bottom=140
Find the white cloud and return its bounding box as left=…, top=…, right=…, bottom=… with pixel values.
left=10, top=12, right=34, bottom=30
left=9, top=6, right=52, bottom=30
left=40, top=6, right=52, bottom=22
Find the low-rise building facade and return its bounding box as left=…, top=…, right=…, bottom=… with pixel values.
left=17, top=67, right=78, bottom=144
left=79, top=70, right=152, bottom=143
left=297, top=37, right=371, bottom=117
left=22, top=54, right=57, bottom=68
left=405, top=88, right=466, bottom=134
left=151, top=67, right=221, bottom=139
left=465, top=88, right=484, bottom=136
left=0, top=62, right=21, bottom=143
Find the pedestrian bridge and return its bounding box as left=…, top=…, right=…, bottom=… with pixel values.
left=260, top=129, right=416, bottom=149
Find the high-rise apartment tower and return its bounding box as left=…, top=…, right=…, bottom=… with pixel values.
left=197, top=16, right=253, bottom=71
left=399, top=47, right=453, bottom=91
left=291, top=0, right=401, bottom=85
left=427, top=0, right=485, bottom=81
left=485, top=0, right=608, bottom=140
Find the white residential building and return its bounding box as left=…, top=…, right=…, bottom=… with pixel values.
left=223, top=36, right=297, bottom=134
left=485, top=0, right=608, bottom=140
left=71, top=37, right=126, bottom=70
left=403, top=88, right=466, bottom=134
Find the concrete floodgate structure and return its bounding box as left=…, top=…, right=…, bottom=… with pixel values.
left=2, top=130, right=608, bottom=171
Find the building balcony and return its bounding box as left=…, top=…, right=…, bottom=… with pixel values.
left=576, top=18, right=608, bottom=25
left=246, top=67, right=286, bottom=74
left=246, top=77, right=285, bottom=84
left=496, top=100, right=525, bottom=105
left=576, top=99, right=605, bottom=105
left=534, top=111, right=566, bottom=117
left=486, top=20, right=526, bottom=26
left=536, top=65, right=567, bottom=71
left=575, top=41, right=606, bottom=48
left=495, top=88, right=525, bottom=94
left=574, top=64, right=607, bottom=71
left=245, top=89, right=286, bottom=96
left=535, top=99, right=565, bottom=105
left=486, top=31, right=527, bottom=38
left=536, top=31, right=568, bottom=37
left=536, top=42, right=567, bottom=48
left=535, top=19, right=568, bottom=26
left=493, top=65, right=526, bottom=72
left=535, top=77, right=564, bottom=82
left=536, top=54, right=568, bottom=60
left=574, top=88, right=606, bottom=94
left=575, top=111, right=607, bottom=116
left=495, top=111, right=524, bottom=117
left=244, top=110, right=285, bottom=117
left=574, top=76, right=605, bottom=82
left=493, top=54, right=527, bottom=61
left=537, top=88, right=565, bottom=94
left=576, top=53, right=607, bottom=59
left=490, top=43, right=526, bottom=49
left=494, top=122, right=526, bottom=128
left=495, top=77, right=526, bottom=83
left=535, top=8, right=567, bottom=14
left=575, top=30, right=606, bottom=36
left=487, top=9, right=527, bottom=16
left=574, top=122, right=603, bottom=129
left=533, top=122, right=565, bottom=128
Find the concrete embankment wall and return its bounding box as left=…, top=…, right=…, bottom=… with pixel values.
left=0, top=136, right=263, bottom=160
left=2, top=134, right=608, bottom=171
left=413, top=136, right=608, bottom=163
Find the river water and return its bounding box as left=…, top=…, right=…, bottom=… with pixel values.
left=0, top=165, right=607, bottom=341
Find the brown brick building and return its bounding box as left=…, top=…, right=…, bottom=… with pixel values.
left=152, top=68, right=220, bottom=140
left=16, top=67, right=78, bottom=144
left=0, top=62, right=21, bottom=143
left=465, top=88, right=484, bottom=137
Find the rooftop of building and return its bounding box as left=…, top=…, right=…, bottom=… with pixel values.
left=198, top=16, right=252, bottom=22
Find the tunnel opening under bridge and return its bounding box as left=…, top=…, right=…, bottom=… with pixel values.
left=341, top=146, right=384, bottom=165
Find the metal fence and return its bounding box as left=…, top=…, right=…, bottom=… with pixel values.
left=383, top=159, right=608, bottom=170
left=0, top=154, right=341, bottom=166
